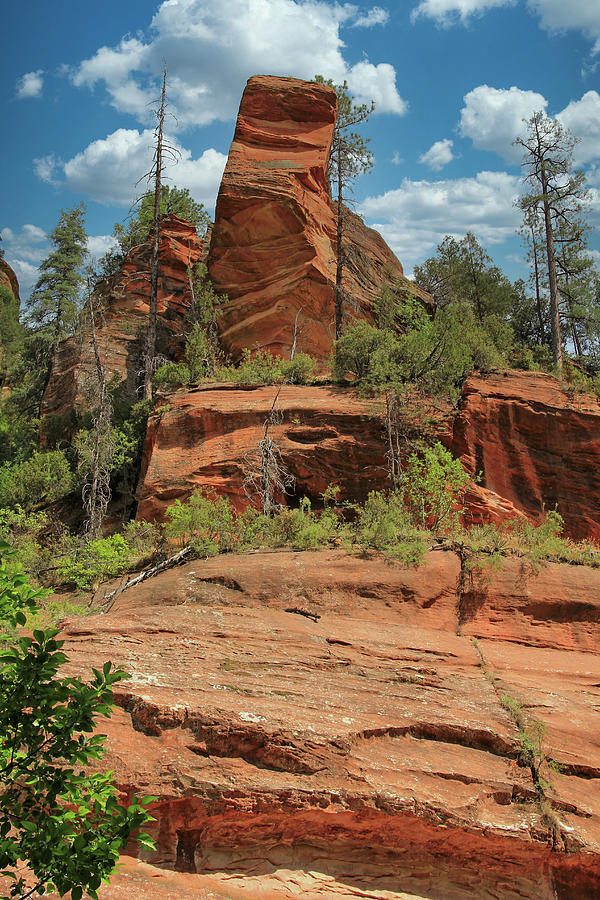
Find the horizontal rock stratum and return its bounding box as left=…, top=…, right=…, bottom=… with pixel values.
left=139, top=371, right=600, bottom=542
left=59, top=547, right=600, bottom=898
left=208, top=75, right=430, bottom=362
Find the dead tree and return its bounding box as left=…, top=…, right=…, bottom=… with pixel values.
left=243, top=388, right=295, bottom=516
left=80, top=276, right=113, bottom=538
left=141, top=66, right=180, bottom=400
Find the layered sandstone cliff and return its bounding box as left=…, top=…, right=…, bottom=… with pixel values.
left=451, top=371, right=600, bottom=541
left=208, top=75, right=428, bottom=362
left=59, top=547, right=600, bottom=898
left=137, top=372, right=600, bottom=542
left=40, top=215, right=204, bottom=433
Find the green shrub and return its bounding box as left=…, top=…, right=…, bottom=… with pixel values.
left=55, top=533, right=136, bottom=591
left=163, top=488, right=237, bottom=556
left=153, top=362, right=190, bottom=390
left=0, top=450, right=73, bottom=509
left=0, top=540, right=154, bottom=899
left=403, top=442, right=470, bottom=534
left=351, top=489, right=425, bottom=565
left=280, top=353, right=317, bottom=384
left=267, top=497, right=338, bottom=550
left=334, top=321, right=396, bottom=382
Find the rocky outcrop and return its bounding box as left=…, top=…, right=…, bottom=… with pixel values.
left=40, top=215, right=204, bottom=434
left=137, top=373, right=600, bottom=543
left=59, top=547, right=600, bottom=898
left=0, top=259, right=20, bottom=301
left=135, top=384, right=434, bottom=521
left=451, top=370, right=600, bottom=541
left=208, top=75, right=427, bottom=363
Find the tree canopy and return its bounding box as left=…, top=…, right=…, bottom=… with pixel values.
left=113, top=185, right=210, bottom=258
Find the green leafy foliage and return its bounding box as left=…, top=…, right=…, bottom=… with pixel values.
left=113, top=186, right=210, bottom=257
left=164, top=488, right=237, bottom=556
left=0, top=543, right=154, bottom=899
left=0, top=450, right=73, bottom=509
left=403, top=442, right=471, bottom=534
left=54, top=533, right=138, bottom=591
left=350, top=490, right=426, bottom=565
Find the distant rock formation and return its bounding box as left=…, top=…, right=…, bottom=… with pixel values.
left=40, top=215, right=204, bottom=435
left=208, top=75, right=429, bottom=362
left=0, top=258, right=20, bottom=301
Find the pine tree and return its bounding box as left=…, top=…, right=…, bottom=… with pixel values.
left=515, top=111, right=588, bottom=370
left=27, top=202, right=87, bottom=400
left=315, top=76, right=374, bottom=338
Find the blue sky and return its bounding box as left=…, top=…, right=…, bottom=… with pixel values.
left=2, top=0, right=599, bottom=298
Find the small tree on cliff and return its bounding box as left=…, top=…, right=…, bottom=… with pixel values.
left=315, top=76, right=374, bottom=339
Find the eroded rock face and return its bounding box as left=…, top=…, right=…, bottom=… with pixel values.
left=0, top=259, right=20, bottom=301
left=58, top=548, right=600, bottom=898
left=136, top=384, right=407, bottom=521
left=208, top=75, right=425, bottom=362
left=40, top=215, right=203, bottom=433
left=451, top=370, right=600, bottom=541
left=137, top=373, right=600, bottom=543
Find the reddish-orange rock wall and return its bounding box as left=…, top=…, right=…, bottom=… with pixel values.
left=208, top=75, right=426, bottom=363
left=40, top=215, right=203, bottom=431
left=451, top=370, right=600, bottom=541
left=53, top=547, right=600, bottom=899
left=138, top=373, right=600, bottom=543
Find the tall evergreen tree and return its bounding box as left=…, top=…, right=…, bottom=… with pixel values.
left=315, top=76, right=374, bottom=338
left=27, top=202, right=87, bottom=398
left=515, top=111, right=588, bottom=370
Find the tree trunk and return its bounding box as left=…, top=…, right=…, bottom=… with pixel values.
left=143, top=69, right=166, bottom=401
left=541, top=162, right=562, bottom=370
left=529, top=220, right=545, bottom=345
left=335, top=141, right=343, bottom=340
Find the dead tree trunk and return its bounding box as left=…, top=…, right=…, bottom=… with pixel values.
left=142, top=68, right=167, bottom=401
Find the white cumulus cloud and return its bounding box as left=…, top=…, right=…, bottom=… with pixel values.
left=410, top=0, right=515, bottom=26
left=359, top=170, right=521, bottom=272
left=43, top=128, right=227, bottom=211
left=459, top=85, right=600, bottom=167
left=527, top=0, right=600, bottom=56
left=557, top=91, right=600, bottom=166
left=71, top=0, right=406, bottom=125
left=418, top=138, right=455, bottom=170
left=459, top=84, right=547, bottom=162
left=15, top=70, right=44, bottom=99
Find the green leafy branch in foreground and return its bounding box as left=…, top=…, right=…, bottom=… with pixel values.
left=0, top=540, right=154, bottom=899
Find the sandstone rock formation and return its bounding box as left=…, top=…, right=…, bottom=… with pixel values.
left=40, top=215, right=204, bottom=433
left=0, top=258, right=20, bottom=301
left=208, top=75, right=429, bottom=362
left=137, top=372, right=600, bottom=542
left=58, top=547, right=600, bottom=898
left=136, top=384, right=398, bottom=520
left=451, top=370, right=600, bottom=541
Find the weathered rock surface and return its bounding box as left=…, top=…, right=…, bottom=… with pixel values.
left=56, top=547, right=600, bottom=898
left=208, top=75, right=428, bottom=362
left=451, top=370, right=600, bottom=541
left=40, top=215, right=203, bottom=433
left=0, top=258, right=20, bottom=301
left=137, top=373, right=600, bottom=542
left=136, top=384, right=415, bottom=521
